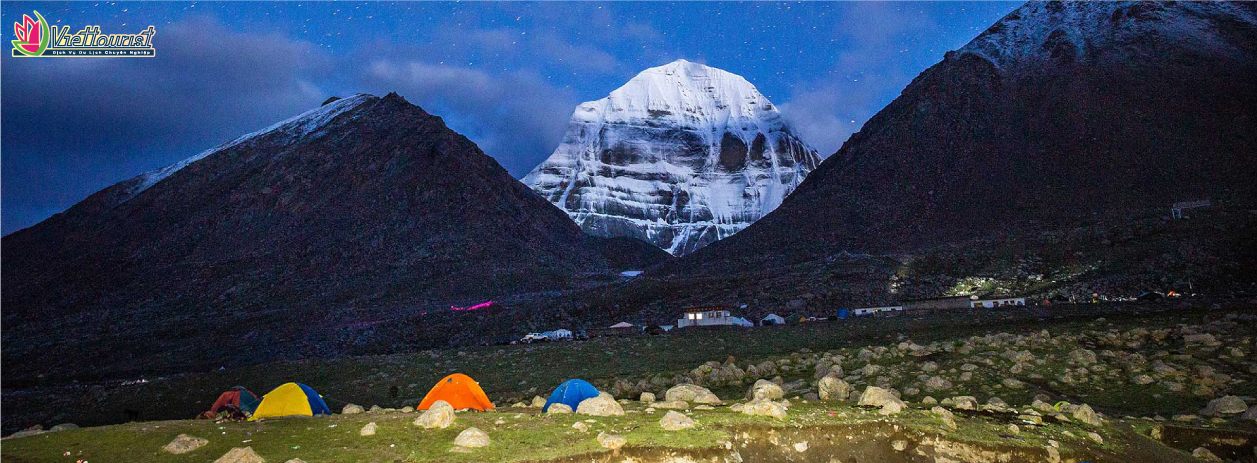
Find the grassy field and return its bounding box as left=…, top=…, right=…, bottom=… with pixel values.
left=3, top=301, right=1256, bottom=462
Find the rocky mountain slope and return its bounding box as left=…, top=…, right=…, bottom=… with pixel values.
left=1, top=93, right=661, bottom=384
left=672, top=1, right=1257, bottom=276
left=524, top=59, right=821, bottom=255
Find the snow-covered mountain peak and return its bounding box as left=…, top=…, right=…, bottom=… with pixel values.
left=574, top=59, right=783, bottom=133
left=525, top=61, right=819, bottom=255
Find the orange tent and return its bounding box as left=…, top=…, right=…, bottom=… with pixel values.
left=416, top=373, right=494, bottom=411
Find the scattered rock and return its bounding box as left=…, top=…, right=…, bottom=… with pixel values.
left=659, top=411, right=695, bottom=430
left=597, top=432, right=626, bottom=450
left=749, top=379, right=784, bottom=401
left=359, top=422, right=377, bottom=436
left=740, top=399, right=788, bottom=419
left=858, top=387, right=905, bottom=409
left=1202, top=396, right=1247, bottom=416
left=1087, top=432, right=1103, bottom=444
left=1073, top=404, right=1103, bottom=426
left=531, top=396, right=547, bottom=408
left=665, top=384, right=720, bottom=404
left=577, top=392, right=625, bottom=416
left=163, top=434, right=209, bottom=455
left=49, top=423, right=78, bottom=431
left=213, top=447, right=264, bottom=463
left=454, top=427, right=490, bottom=448
left=1069, top=349, right=1098, bottom=366
left=818, top=376, right=852, bottom=401
left=547, top=403, right=573, bottom=414
left=1192, top=447, right=1223, bottom=462
left=793, top=441, right=808, bottom=452
left=342, top=404, right=365, bottom=414
left=400, top=406, right=415, bottom=413
left=652, top=400, right=689, bottom=409
left=950, top=396, right=979, bottom=411
left=572, top=422, right=589, bottom=432
left=924, top=376, right=953, bottom=392
left=414, top=400, right=456, bottom=429
left=640, top=392, right=656, bottom=403
left=892, top=440, right=907, bottom=451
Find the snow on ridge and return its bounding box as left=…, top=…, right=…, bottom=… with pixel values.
left=960, top=1, right=1257, bottom=69
left=124, top=93, right=377, bottom=201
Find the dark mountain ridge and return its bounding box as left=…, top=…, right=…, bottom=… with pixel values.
left=1, top=93, right=664, bottom=384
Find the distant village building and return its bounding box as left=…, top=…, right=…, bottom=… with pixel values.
left=971, top=297, right=1026, bottom=308
left=541, top=329, right=573, bottom=340
left=1171, top=199, right=1211, bottom=219
left=853, top=305, right=903, bottom=316
left=903, top=296, right=973, bottom=311
left=677, top=307, right=736, bottom=328
left=761, top=314, right=786, bottom=325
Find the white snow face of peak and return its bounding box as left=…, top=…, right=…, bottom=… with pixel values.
left=524, top=60, right=821, bottom=256
left=959, top=1, right=1257, bottom=71
left=123, top=94, right=377, bottom=201
left=573, top=59, right=786, bottom=132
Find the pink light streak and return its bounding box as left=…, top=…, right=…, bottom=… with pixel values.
left=451, top=300, right=493, bottom=311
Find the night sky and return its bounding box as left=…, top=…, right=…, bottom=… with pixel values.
left=1, top=1, right=1019, bottom=234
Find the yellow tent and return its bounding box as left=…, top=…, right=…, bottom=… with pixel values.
left=249, top=382, right=332, bottom=421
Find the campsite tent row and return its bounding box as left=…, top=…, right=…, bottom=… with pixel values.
left=202, top=374, right=613, bottom=421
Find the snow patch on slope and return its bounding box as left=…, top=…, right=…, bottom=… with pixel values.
left=124, top=94, right=376, bottom=201
left=961, top=1, right=1257, bottom=69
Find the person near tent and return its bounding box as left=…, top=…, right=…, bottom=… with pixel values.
left=199, top=386, right=261, bottom=420
left=417, top=373, right=495, bottom=411
left=543, top=379, right=601, bottom=412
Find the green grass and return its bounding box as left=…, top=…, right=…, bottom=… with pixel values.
left=3, top=401, right=1163, bottom=463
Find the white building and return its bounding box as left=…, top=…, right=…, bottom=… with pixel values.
left=677, top=307, right=735, bottom=328
left=541, top=329, right=573, bottom=340
left=971, top=297, right=1026, bottom=308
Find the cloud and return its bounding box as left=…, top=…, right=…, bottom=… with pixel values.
left=1, top=16, right=334, bottom=234
left=532, top=32, right=620, bottom=74
left=361, top=60, right=578, bottom=177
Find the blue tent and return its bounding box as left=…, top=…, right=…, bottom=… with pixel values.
left=543, top=379, right=600, bottom=412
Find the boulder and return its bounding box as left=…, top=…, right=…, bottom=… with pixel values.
left=858, top=387, right=904, bottom=409
left=1069, top=349, right=1097, bottom=366
left=652, top=400, right=689, bottom=409
left=414, top=400, right=456, bottom=429
left=163, top=434, right=209, bottom=455
left=665, top=384, right=720, bottom=404
left=659, top=411, right=695, bottom=430
left=577, top=392, right=625, bottom=416
left=546, top=403, right=573, bottom=414
left=748, top=379, right=784, bottom=401
left=597, top=432, right=626, bottom=450
left=740, top=399, right=788, bottom=420
left=639, top=392, right=656, bottom=403
left=1073, top=404, right=1103, bottom=426
left=1192, top=447, right=1223, bottom=462
left=924, top=376, right=952, bottom=392
left=1201, top=396, right=1248, bottom=416
left=359, top=422, right=377, bottom=436
left=213, top=447, right=264, bottom=463
left=950, top=396, right=978, bottom=411
left=49, top=423, right=78, bottom=431
left=1243, top=405, right=1257, bottom=422
left=531, top=396, right=547, bottom=408
left=454, top=427, right=490, bottom=448
left=818, top=376, right=852, bottom=401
